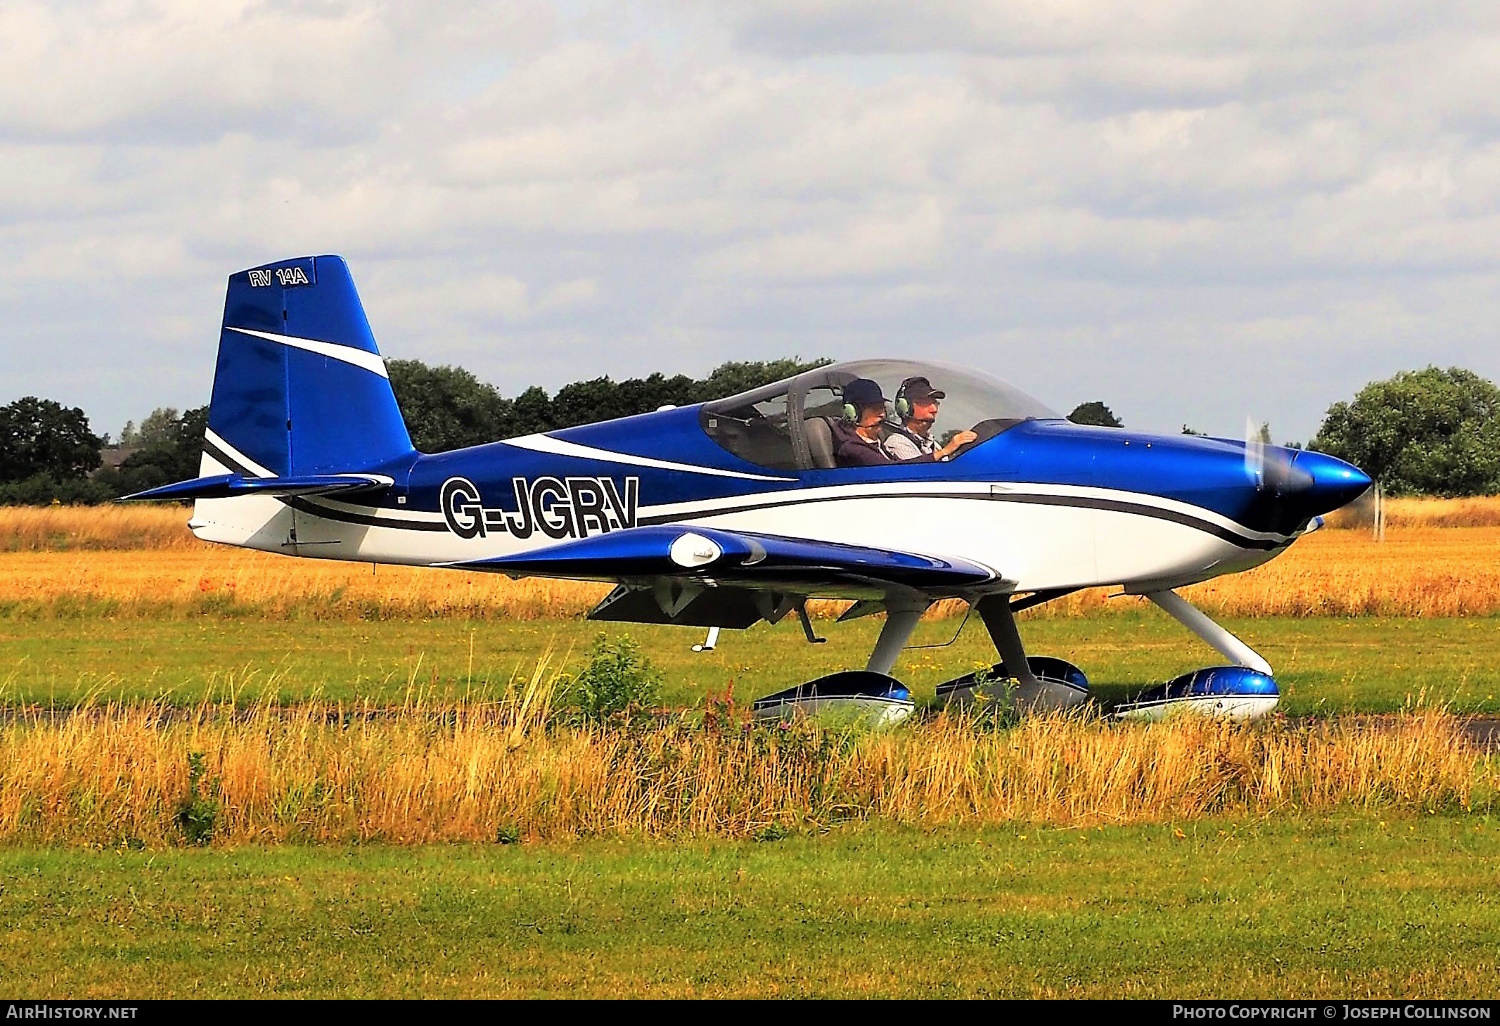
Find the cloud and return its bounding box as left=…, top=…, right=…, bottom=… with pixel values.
left=1, top=0, right=1498, bottom=444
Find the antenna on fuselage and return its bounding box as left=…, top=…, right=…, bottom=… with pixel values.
left=692, top=626, right=720, bottom=652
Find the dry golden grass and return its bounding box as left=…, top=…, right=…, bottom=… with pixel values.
left=3, top=525, right=1496, bottom=620
left=1328, top=493, right=1500, bottom=529
left=0, top=547, right=611, bottom=620
left=0, top=664, right=1489, bottom=847
left=2, top=503, right=1498, bottom=619
left=1176, top=524, right=1500, bottom=617
left=0, top=645, right=1488, bottom=846
left=0, top=504, right=202, bottom=551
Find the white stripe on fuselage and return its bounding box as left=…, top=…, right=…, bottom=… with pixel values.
left=248, top=488, right=1285, bottom=594
left=285, top=477, right=1294, bottom=555
left=634, top=479, right=1297, bottom=546
left=193, top=435, right=1294, bottom=592
left=503, top=434, right=797, bottom=482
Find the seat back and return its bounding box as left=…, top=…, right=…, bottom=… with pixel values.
left=804, top=416, right=836, bottom=469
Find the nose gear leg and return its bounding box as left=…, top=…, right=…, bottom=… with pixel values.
left=1142, top=589, right=1273, bottom=676
left=865, top=600, right=928, bottom=676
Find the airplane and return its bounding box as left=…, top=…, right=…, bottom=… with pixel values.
left=126, top=255, right=1372, bottom=719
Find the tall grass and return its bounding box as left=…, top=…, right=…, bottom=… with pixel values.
left=1327, top=493, right=1500, bottom=529
left=0, top=505, right=200, bottom=552
left=0, top=680, right=1489, bottom=847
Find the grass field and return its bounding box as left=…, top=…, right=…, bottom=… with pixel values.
left=3, top=610, right=1497, bottom=712
left=3, top=817, right=1496, bottom=998
left=2, top=502, right=1497, bottom=997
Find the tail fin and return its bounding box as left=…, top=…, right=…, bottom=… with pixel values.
left=205, top=255, right=414, bottom=478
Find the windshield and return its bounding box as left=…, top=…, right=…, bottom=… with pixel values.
left=700, top=359, right=1060, bottom=470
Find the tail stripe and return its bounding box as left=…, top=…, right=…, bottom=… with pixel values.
left=203, top=427, right=275, bottom=479
left=224, top=326, right=389, bottom=378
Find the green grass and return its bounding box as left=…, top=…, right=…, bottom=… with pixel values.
left=2, top=815, right=1496, bottom=998
left=3, top=610, right=1498, bottom=714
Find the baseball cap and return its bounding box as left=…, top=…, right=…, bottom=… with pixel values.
left=900, top=376, right=946, bottom=402
left=842, top=378, right=888, bottom=408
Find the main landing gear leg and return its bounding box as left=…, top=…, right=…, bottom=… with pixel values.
left=1143, top=589, right=1273, bottom=676
left=865, top=601, right=928, bottom=677
left=975, top=596, right=1085, bottom=712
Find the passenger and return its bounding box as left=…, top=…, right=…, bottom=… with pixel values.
left=830, top=378, right=897, bottom=467
left=883, top=376, right=978, bottom=462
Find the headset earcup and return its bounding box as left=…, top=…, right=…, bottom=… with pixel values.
left=894, top=397, right=910, bottom=419
left=842, top=403, right=858, bottom=423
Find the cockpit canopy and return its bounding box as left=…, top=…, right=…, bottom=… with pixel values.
left=700, top=359, right=1061, bottom=471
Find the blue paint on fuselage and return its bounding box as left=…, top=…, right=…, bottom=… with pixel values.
left=383, top=406, right=1367, bottom=537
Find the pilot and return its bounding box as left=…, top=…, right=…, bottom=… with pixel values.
left=830, top=378, right=898, bottom=467
left=883, top=376, right=978, bottom=462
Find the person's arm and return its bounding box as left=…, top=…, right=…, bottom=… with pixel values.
left=934, top=429, right=979, bottom=460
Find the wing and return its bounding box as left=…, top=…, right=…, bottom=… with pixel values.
left=446, top=524, right=996, bottom=591
left=447, top=525, right=998, bottom=629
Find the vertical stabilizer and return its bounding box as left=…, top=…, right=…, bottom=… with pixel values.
left=205, top=255, right=413, bottom=478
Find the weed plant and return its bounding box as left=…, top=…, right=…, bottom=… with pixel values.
left=556, top=633, right=662, bottom=727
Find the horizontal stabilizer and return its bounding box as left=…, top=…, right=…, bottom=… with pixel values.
left=447, top=525, right=995, bottom=590
left=121, top=472, right=393, bottom=502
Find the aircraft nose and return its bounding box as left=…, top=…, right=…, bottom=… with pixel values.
left=1286, top=449, right=1372, bottom=518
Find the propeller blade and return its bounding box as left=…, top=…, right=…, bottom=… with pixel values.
left=1244, top=417, right=1314, bottom=495
left=1244, top=416, right=1265, bottom=487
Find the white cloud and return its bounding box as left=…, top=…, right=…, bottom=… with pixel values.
left=1, top=0, right=1498, bottom=443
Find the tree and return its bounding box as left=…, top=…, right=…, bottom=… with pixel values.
left=1068, top=401, right=1123, bottom=428
left=0, top=397, right=102, bottom=484
left=551, top=376, right=645, bottom=428
left=693, top=358, right=832, bottom=402
left=387, top=360, right=514, bottom=453
left=134, top=407, right=181, bottom=449
left=109, top=406, right=208, bottom=493
left=507, top=386, right=555, bottom=437
left=1310, top=366, right=1500, bottom=497
left=388, top=355, right=833, bottom=449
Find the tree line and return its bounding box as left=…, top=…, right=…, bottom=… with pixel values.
left=1066, top=367, right=1500, bottom=498
left=2, top=361, right=1496, bottom=503
left=0, top=358, right=828, bottom=503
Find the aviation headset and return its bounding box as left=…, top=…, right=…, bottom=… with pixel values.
left=893, top=382, right=912, bottom=421
left=894, top=376, right=943, bottom=422
left=840, top=379, right=888, bottom=423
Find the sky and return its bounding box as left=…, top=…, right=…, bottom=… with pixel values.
left=3, top=0, right=1499, bottom=445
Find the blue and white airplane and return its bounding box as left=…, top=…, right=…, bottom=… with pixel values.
left=128, top=256, right=1371, bottom=718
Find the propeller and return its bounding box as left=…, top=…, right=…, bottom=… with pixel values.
left=1244, top=416, right=1266, bottom=488
left=1244, top=417, right=1313, bottom=496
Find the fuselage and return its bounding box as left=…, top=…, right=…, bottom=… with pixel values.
left=191, top=405, right=1370, bottom=598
